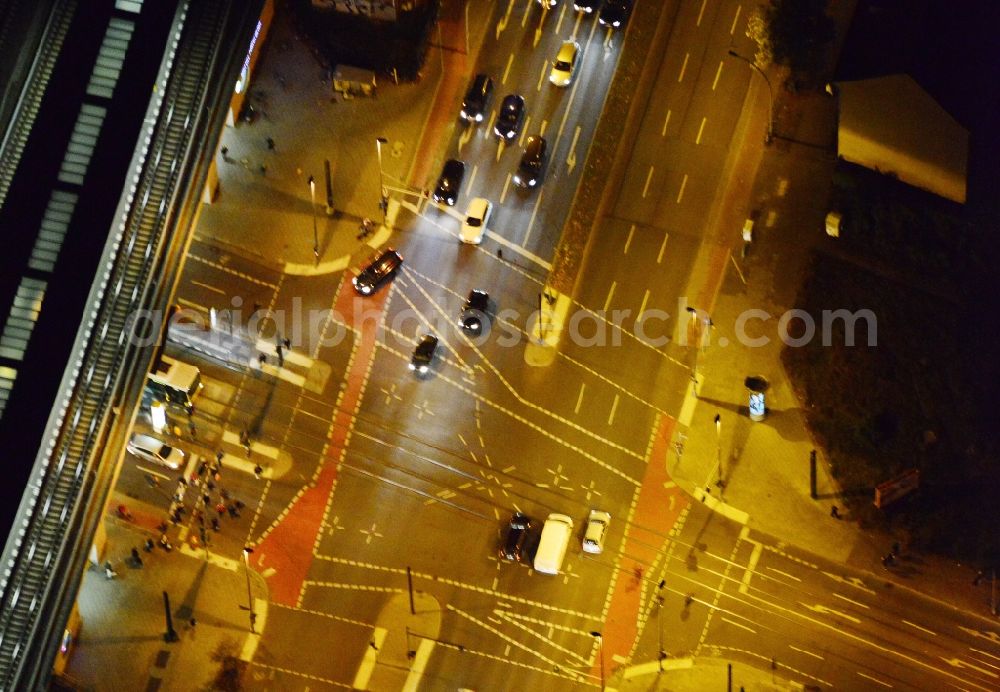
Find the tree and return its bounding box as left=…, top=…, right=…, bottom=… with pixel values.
left=751, top=0, right=835, bottom=86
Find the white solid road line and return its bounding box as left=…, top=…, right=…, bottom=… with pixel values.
left=696, top=117, right=707, bottom=144
left=739, top=540, right=762, bottom=594
left=657, top=231, right=669, bottom=263
left=352, top=627, right=387, bottom=690
left=676, top=173, right=689, bottom=204
left=856, top=671, right=893, bottom=688
left=402, top=639, right=435, bottom=692
left=788, top=644, right=824, bottom=660
left=467, top=164, right=479, bottom=196
left=642, top=165, right=654, bottom=197
left=520, top=187, right=544, bottom=246
left=712, top=61, right=724, bottom=90
left=661, top=108, right=672, bottom=137
left=502, top=52, right=514, bottom=84
left=678, top=52, right=690, bottom=82
left=696, top=0, right=708, bottom=26
left=574, top=383, right=585, bottom=414
left=902, top=620, right=937, bottom=636
left=721, top=616, right=757, bottom=634
left=607, top=394, right=619, bottom=425
left=623, top=224, right=635, bottom=254
left=832, top=592, right=870, bottom=609
left=730, top=5, right=742, bottom=35
left=603, top=281, right=616, bottom=312
left=189, top=279, right=225, bottom=295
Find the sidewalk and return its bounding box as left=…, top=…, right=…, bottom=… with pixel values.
left=671, top=49, right=1000, bottom=626
left=65, top=520, right=266, bottom=691
left=619, top=656, right=796, bottom=691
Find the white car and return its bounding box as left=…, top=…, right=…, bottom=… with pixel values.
left=126, top=432, right=186, bottom=470
left=460, top=197, right=493, bottom=244
left=549, top=40, right=580, bottom=87
left=582, top=509, right=611, bottom=554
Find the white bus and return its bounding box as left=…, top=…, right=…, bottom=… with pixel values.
left=145, top=355, right=202, bottom=412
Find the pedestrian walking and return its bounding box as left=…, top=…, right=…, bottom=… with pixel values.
left=254, top=464, right=263, bottom=480
left=830, top=505, right=840, bottom=519
left=258, top=353, right=267, bottom=367
left=974, top=570, right=985, bottom=586
left=104, top=561, right=118, bottom=580
left=144, top=538, right=155, bottom=553
left=130, top=548, right=143, bottom=567
left=211, top=517, right=220, bottom=532
left=189, top=618, right=197, bottom=629
left=216, top=502, right=227, bottom=516
left=497, top=248, right=503, bottom=260
left=159, top=533, right=173, bottom=551
left=266, top=136, right=275, bottom=150
left=276, top=344, right=284, bottom=366
left=216, top=450, right=224, bottom=465
left=220, top=146, right=229, bottom=162
left=227, top=503, right=239, bottom=519
left=282, top=337, right=291, bottom=350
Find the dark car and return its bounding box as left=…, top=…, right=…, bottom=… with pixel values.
left=494, top=94, right=525, bottom=140
left=459, top=289, right=490, bottom=333
left=461, top=73, right=494, bottom=122
left=352, top=248, right=403, bottom=295
left=499, top=512, right=532, bottom=562
left=433, top=159, right=466, bottom=206
left=513, top=136, right=548, bottom=188
left=574, top=0, right=602, bottom=12
left=409, top=334, right=439, bottom=374
left=599, top=0, right=632, bottom=27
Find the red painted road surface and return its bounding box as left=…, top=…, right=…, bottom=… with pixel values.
left=251, top=277, right=388, bottom=607
left=593, top=413, right=688, bottom=682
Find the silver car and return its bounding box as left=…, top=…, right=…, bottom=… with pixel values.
left=582, top=509, right=611, bottom=554
left=126, top=432, right=185, bottom=470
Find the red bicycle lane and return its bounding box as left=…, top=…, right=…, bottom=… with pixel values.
left=592, top=413, right=689, bottom=683
left=250, top=278, right=387, bottom=607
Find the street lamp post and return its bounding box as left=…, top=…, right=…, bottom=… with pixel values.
left=590, top=631, right=605, bottom=691
left=685, top=307, right=713, bottom=388
left=375, top=137, right=389, bottom=224
left=308, top=175, right=319, bottom=264
left=242, top=547, right=256, bottom=633
left=727, top=49, right=774, bottom=144
left=714, top=412, right=725, bottom=489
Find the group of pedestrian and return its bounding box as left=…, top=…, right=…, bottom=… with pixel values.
left=218, top=135, right=274, bottom=175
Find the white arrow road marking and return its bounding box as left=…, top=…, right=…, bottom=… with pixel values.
left=940, top=657, right=999, bottom=678
left=799, top=602, right=861, bottom=624
left=566, top=125, right=581, bottom=174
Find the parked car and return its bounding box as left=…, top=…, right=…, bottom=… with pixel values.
left=352, top=248, right=403, bottom=295
left=574, top=0, right=602, bottom=12
left=494, top=94, right=526, bottom=140
left=459, top=289, right=490, bottom=333
left=513, top=136, right=548, bottom=188
left=460, top=197, right=493, bottom=244
left=599, top=0, right=632, bottom=28
left=461, top=73, right=494, bottom=122
left=550, top=40, right=581, bottom=87
left=126, top=432, right=186, bottom=470
left=582, top=509, right=611, bottom=554
left=409, top=334, right=439, bottom=374
left=499, top=512, right=532, bottom=562
left=433, top=159, right=466, bottom=206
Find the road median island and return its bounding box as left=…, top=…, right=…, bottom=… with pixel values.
left=550, top=0, right=683, bottom=296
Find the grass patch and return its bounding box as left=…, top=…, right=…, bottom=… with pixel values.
left=784, top=162, right=1000, bottom=563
